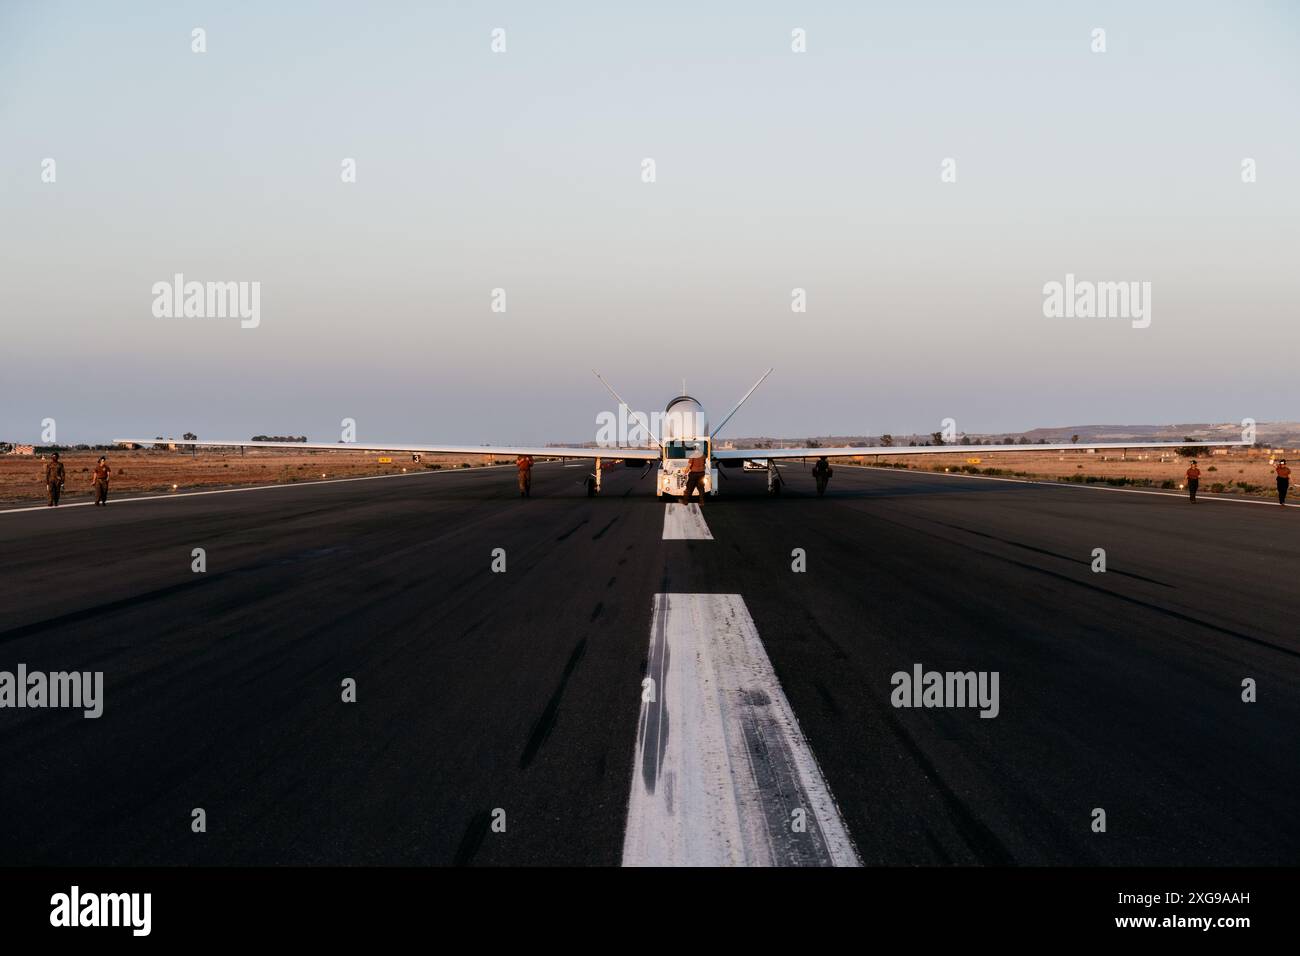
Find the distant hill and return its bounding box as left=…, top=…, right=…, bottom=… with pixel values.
left=725, top=422, right=1300, bottom=448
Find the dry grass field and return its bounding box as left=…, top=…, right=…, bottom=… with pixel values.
left=0, top=449, right=524, bottom=507
left=843, top=448, right=1297, bottom=499
left=4, top=447, right=1294, bottom=507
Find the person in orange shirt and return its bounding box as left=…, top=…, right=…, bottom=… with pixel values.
left=683, top=453, right=708, bottom=506
left=1276, top=459, right=1290, bottom=508
left=515, top=455, right=534, bottom=498
left=1185, top=460, right=1201, bottom=503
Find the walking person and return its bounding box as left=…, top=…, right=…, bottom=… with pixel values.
left=516, top=454, right=534, bottom=498
left=682, top=451, right=708, bottom=506
left=1276, top=459, right=1291, bottom=508
left=91, top=456, right=111, bottom=506
left=43, top=452, right=65, bottom=507
left=812, top=456, right=833, bottom=497
left=1185, top=460, right=1200, bottom=503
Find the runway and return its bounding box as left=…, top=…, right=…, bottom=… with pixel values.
left=0, top=461, right=1296, bottom=866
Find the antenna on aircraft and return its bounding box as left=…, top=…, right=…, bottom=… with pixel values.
left=592, top=370, right=664, bottom=449
left=712, top=368, right=774, bottom=440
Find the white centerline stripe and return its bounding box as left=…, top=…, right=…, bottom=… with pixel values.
left=661, top=503, right=713, bottom=539
left=622, top=593, right=860, bottom=867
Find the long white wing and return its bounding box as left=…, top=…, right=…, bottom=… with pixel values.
left=113, top=439, right=660, bottom=460
left=714, top=440, right=1249, bottom=460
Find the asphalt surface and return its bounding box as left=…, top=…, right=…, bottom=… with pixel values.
left=0, top=461, right=1296, bottom=866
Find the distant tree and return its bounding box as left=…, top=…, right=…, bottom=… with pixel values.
left=1071, top=434, right=1079, bottom=444
left=183, top=432, right=197, bottom=442
left=909, top=441, right=917, bottom=447
left=806, top=439, right=821, bottom=448
left=931, top=431, right=945, bottom=446
left=880, top=434, right=894, bottom=447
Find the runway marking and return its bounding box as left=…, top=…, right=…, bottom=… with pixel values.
left=852, top=465, right=1294, bottom=508
left=662, top=503, right=713, bottom=539
left=0, top=464, right=522, bottom=516
left=622, top=593, right=859, bottom=867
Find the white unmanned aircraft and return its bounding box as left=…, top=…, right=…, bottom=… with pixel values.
left=117, top=370, right=1247, bottom=498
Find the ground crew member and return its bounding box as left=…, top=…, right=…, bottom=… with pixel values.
left=43, top=452, right=66, bottom=507
left=1185, top=460, right=1200, bottom=503
left=516, top=454, right=534, bottom=498
left=1276, top=459, right=1291, bottom=508
left=812, top=456, right=833, bottom=497
left=767, top=460, right=784, bottom=496
left=92, top=456, right=110, bottom=506
left=683, top=452, right=708, bottom=505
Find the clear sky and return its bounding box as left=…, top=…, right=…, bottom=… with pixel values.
left=2, top=1, right=1297, bottom=445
